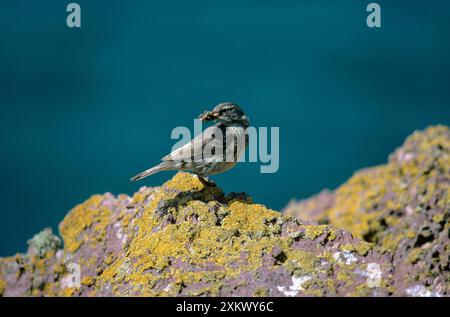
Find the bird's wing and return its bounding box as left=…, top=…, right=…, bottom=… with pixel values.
left=162, top=125, right=223, bottom=163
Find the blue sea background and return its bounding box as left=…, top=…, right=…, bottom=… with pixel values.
left=1, top=0, right=449, bottom=256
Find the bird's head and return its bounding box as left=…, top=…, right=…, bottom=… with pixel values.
left=199, top=102, right=250, bottom=127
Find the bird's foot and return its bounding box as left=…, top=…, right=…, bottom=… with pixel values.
left=197, top=175, right=216, bottom=187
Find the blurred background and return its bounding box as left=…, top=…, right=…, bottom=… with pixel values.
left=1, top=0, right=449, bottom=256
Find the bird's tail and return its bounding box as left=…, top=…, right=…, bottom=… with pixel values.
left=130, top=161, right=175, bottom=182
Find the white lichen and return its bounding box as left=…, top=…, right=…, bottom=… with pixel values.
left=60, top=263, right=81, bottom=289
left=366, top=263, right=382, bottom=288
left=115, top=227, right=128, bottom=244
left=405, top=285, right=441, bottom=297
left=277, top=275, right=311, bottom=297
left=333, top=251, right=357, bottom=265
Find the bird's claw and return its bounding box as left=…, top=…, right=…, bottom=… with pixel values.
left=198, top=175, right=216, bottom=187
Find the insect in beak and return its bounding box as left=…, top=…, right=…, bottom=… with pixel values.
left=198, top=110, right=220, bottom=121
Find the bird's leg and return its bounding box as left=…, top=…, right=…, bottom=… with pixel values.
left=197, top=175, right=215, bottom=187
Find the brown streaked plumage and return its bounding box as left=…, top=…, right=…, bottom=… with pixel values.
left=130, top=102, right=250, bottom=183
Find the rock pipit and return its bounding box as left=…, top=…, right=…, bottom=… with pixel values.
left=131, top=102, right=250, bottom=184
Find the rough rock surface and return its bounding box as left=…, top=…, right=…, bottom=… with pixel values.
left=1, top=173, right=394, bottom=297
left=284, top=125, right=450, bottom=296
left=1, top=126, right=447, bottom=297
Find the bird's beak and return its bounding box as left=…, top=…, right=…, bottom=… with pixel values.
left=198, top=110, right=219, bottom=121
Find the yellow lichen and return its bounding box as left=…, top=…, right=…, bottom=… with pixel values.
left=81, top=276, right=96, bottom=286
left=0, top=278, right=5, bottom=296
left=314, top=126, right=450, bottom=255
left=60, top=287, right=76, bottom=297
left=96, top=172, right=346, bottom=296
left=253, top=288, right=269, bottom=297
left=5, top=169, right=417, bottom=297
left=354, top=241, right=373, bottom=256
left=164, top=172, right=206, bottom=192
left=341, top=241, right=373, bottom=256
left=406, top=248, right=422, bottom=265
left=59, top=195, right=112, bottom=253
left=432, top=214, right=444, bottom=223
left=303, top=225, right=326, bottom=240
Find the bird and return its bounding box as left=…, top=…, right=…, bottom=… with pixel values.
left=130, top=102, right=250, bottom=185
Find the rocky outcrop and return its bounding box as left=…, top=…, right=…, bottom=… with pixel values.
left=284, top=125, right=450, bottom=296
left=1, top=173, right=394, bottom=297
left=1, top=126, right=448, bottom=297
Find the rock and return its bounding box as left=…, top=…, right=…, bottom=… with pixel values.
left=284, top=190, right=334, bottom=224
left=27, top=228, right=63, bottom=259
left=283, top=125, right=450, bottom=296
left=1, top=126, right=447, bottom=297
left=1, top=173, right=394, bottom=297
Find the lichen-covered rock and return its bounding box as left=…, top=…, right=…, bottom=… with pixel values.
left=284, top=190, right=334, bottom=225
left=27, top=228, right=63, bottom=259
left=1, top=173, right=395, bottom=297
left=283, top=125, right=450, bottom=296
